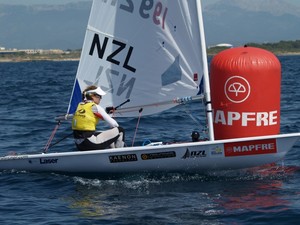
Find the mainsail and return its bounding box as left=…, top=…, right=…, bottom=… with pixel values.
left=68, top=0, right=205, bottom=117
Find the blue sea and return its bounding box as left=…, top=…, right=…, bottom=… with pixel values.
left=0, top=56, right=299, bottom=224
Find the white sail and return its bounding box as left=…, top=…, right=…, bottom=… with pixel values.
left=68, top=0, right=204, bottom=117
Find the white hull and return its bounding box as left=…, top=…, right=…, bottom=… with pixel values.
left=1, top=133, right=299, bottom=177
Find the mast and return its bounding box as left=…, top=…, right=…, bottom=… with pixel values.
left=196, top=0, right=215, bottom=141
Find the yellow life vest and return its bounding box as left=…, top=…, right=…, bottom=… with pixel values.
left=72, top=102, right=99, bottom=131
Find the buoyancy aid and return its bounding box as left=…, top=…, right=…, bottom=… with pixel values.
left=72, top=102, right=99, bottom=131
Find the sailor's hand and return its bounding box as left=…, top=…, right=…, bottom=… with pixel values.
left=105, top=106, right=115, bottom=114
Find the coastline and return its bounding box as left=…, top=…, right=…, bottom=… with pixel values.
left=0, top=52, right=299, bottom=63
left=276, top=52, right=300, bottom=56
left=207, top=51, right=300, bottom=57
left=0, top=58, right=80, bottom=63
left=0, top=51, right=81, bottom=63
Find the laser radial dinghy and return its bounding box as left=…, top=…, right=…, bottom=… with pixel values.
left=0, top=0, right=299, bottom=176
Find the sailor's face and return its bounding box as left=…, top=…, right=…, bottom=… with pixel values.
left=92, top=94, right=102, bottom=104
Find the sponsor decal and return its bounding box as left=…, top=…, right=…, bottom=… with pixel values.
left=0, top=155, right=28, bottom=161
left=214, top=110, right=278, bottom=126
left=182, top=148, right=206, bottom=159
left=109, top=154, right=137, bottom=163
left=141, top=151, right=176, bottom=160
left=224, top=76, right=251, bottom=103
left=210, top=146, right=224, bottom=156
left=40, top=158, right=58, bottom=164
left=224, top=139, right=277, bottom=157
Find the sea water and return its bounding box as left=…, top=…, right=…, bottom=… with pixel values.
left=0, top=56, right=299, bottom=224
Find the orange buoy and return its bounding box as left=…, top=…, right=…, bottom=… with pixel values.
left=210, top=46, right=281, bottom=139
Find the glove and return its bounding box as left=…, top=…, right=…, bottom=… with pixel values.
left=105, top=106, right=115, bottom=114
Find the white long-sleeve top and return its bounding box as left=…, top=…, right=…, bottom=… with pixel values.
left=92, top=104, right=119, bottom=128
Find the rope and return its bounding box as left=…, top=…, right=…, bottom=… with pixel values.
left=43, top=121, right=61, bottom=153
left=47, top=133, right=73, bottom=150
left=184, top=101, right=209, bottom=140
left=184, top=104, right=202, bottom=126
left=131, top=108, right=143, bottom=147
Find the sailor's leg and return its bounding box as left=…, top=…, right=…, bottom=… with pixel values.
left=88, top=127, right=121, bottom=149
left=115, top=127, right=125, bottom=148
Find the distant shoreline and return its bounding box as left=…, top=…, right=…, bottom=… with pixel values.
left=0, top=58, right=80, bottom=63
left=0, top=51, right=81, bottom=63
left=276, top=52, right=300, bottom=56
left=0, top=52, right=300, bottom=63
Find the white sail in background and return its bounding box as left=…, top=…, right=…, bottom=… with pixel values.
left=68, top=0, right=204, bottom=117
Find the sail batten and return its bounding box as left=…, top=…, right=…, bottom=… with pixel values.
left=112, top=95, right=204, bottom=116
left=87, top=25, right=125, bottom=41
left=68, top=0, right=206, bottom=117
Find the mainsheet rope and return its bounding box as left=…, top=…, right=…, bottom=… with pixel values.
left=131, top=108, right=143, bottom=147
left=43, top=120, right=61, bottom=153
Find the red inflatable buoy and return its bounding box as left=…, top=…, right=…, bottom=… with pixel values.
left=210, top=46, right=281, bottom=139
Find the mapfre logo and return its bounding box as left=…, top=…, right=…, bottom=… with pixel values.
left=224, top=139, right=277, bottom=157
left=224, top=76, right=250, bottom=103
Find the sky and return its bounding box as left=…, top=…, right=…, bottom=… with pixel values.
left=1, top=0, right=300, bottom=7
left=1, top=0, right=299, bottom=49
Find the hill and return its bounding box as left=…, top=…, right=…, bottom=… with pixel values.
left=1, top=1, right=300, bottom=49
left=207, top=40, right=300, bottom=55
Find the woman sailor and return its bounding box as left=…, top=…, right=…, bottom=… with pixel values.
left=72, top=85, right=125, bottom=151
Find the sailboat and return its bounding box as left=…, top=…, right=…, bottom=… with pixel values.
left=0, top=0, right=299, bottom=176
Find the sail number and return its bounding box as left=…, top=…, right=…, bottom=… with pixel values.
left=104, top=0, right=168, bottom=29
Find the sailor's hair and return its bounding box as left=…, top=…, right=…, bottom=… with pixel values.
left=82, top=85, right=97, bottom=101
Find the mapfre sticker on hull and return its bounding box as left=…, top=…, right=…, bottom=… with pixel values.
left=224, top=139, right=277, bottom=157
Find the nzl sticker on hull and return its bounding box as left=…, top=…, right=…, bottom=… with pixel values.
left=224, top=139, right=277, bottom=157
left=182, top=148, right=207, bottom=159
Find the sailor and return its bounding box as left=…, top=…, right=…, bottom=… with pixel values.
left=72, top=85, right=125, bottom=151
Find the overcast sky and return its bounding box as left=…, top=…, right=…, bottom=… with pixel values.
left=1, top=0, right=300, bottom=7
left=0, top=0, right=235, bottom=6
